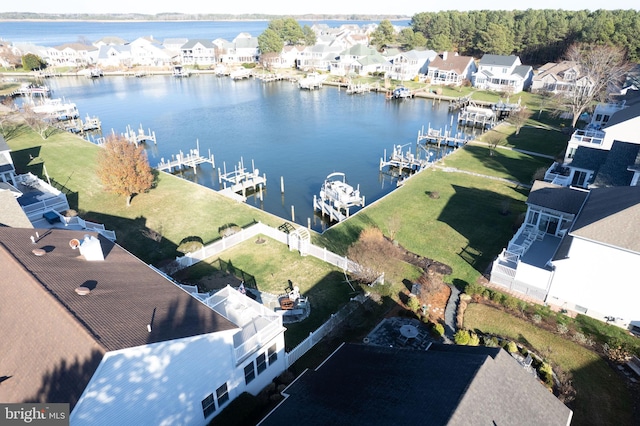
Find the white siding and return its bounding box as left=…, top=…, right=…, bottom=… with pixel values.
left=548, top=237, right=640, bottom=326
left=71, top=329, right=285, bottom=426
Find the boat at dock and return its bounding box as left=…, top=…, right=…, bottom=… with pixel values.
left=313, top=172, right=365, bottom=223
left=230, top=68, right=251, bottom=80
left=298, top=72, right=326, bottom=90
left=391, top=86, right=413, bottom=99
left=173, top=65, right=191, bottom=78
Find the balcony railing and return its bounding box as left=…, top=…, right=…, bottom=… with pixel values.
left=570, top=129, right=604, bottom=146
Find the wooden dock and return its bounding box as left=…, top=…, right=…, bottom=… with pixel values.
left=124, top=124, right=157, bottom=146
left=60, top=115, right=101, bottom=134
left=379, top=143, right=429, bottom=173
left=255, top=73, right=286, bottom=83
left=457, top=104, right=497, bottom=129
left=218, top=158, right=266, bottom=199
left=417, top=125, right=469, bottom=148
left=156, top=143, right=214, bottom=174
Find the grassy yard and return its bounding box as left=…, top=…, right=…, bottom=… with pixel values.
left=479, top=122, right=569, bottom=158
left=5, top=125, right=283, bottom=264
left=175, top=236, right=363, bottom=349
left=318, top=167, right=529, bottom=288
left=444, top=144, right=553, bottom=184
left=464, top=303, right=633, bottom=426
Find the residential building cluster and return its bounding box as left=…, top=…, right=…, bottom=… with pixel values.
left=3, top=23, right=607, bottom=96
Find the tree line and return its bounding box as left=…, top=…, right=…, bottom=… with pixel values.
left=407, top=9, right=640, bottom=64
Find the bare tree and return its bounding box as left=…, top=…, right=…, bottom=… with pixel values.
left=347, top=227, right=401, bottom=285
left=508, top=107, right=532, bottom=136
left=483, top=130, right=505, bottom=156
left=558, top=43, right=632, bottom=128
left=96, top=135, right=155, bottom=206
left=22, top=104, right=55, bottom=140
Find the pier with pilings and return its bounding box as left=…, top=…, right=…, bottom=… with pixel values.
left=124, top=124, right=157, bottom=146
left=60, top=114, right=101, bottom=134
left=156, top=142, right=214, bottom=174
left=417, top=125, right=469, bottom=148
left=379, top=143, right=429, bottom=173
left=457, top=103, right=497, bottom=129
left=313, top=172, right=364, bottom=223
left=218, top=158, right=267, bottom=200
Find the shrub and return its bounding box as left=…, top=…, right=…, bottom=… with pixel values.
left=538, top=362, right=554, bottom=388
left=465, top=281, right=484, bottom=296
left=503, top=295, right=519, bottom=311
left=484, top=336, right=500, bottom=347
left=481, top=289, right=491, bottom=299
left=573, top=332, right=588, bottom=345
left=557, top=323, right=569, bottom=335
left=505, top=341, right=518, bottom=353
left=406, top=295, right=421, bottom=312
left=454, top=329, right=470, bottom=345
left=432, top=323, right=445, bottom=337
left=468, top=332, right=480, bottom=346
left=531, top=314, right=542, bottom=324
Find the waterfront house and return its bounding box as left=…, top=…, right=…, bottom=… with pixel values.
left=95, top=44, right=132, bottom=69
left=180, top=39, right=217, bottom=66
left=386, top=49, right=438, bottom=81
left=264, top=44, right=304, bottom=69
left=531, top=61, right=593, bottom=95
left=259, top=343, right=573, bottom=425
left=215, top=33, right=260, bottom=65
left=472, top=54, right=533, bottom=94
left=296, top=43, right=343, bottom=71
left=93, top=36, right=127, bottom=48
left=425, top=52, right=477, bottom=86
left=129, top=36, right=172, bottom=67
left=330, top=44, right=380, bottom=76
left=49, top=43, right=97, bottom=68
left=544, top=101, right=640, bottom=189
left=0, top=227, right=286, bottom=425
left=490, top=181, right=640, bottom=333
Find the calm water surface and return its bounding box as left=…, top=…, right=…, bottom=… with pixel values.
left=43, top=76, right=468, bottom=231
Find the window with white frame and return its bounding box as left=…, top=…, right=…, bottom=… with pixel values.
left=202, top=393, right=215, bottom=418
left=256, top=353, right=267, bottom=374
left=244, top=362, right=256, bottom=385
left=268, top=344, right=278, bottom=365
left=216, top=383, right=229, bottom=407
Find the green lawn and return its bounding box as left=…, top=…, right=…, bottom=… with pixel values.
left=464, top=303, right=632, bottom=426
left=6, top=125, right=283, bottom=264
left=318, top=167, right=529, bottom=288
left=479, top=122, right=569, bottom=158
left=445, top=144, right=553, bottom=184
left=175, top=236, right=357, bottom=349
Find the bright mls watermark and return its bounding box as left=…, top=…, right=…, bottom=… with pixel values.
left=1, top=404, right=69, bottom=425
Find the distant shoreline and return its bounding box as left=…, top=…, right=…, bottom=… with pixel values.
left=0, top=17, right=409, bottom=23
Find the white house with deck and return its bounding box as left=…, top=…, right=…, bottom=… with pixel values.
left=473, top=54, right=533, bottom=94
left=544, top=101, right=640, bottom=189
left=490, top=182, right=640, bottom=333
left=426, top=52, right=477, bottom=86
left=0, top=227, right=286, bottom=425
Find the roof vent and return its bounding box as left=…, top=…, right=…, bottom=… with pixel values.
left=32, top=248, right=46, bottom=256
left=69, top=239, right=80, bottom=250
left=75, top=286, right=91, bottom=296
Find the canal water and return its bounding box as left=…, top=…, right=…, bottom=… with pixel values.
left=41, top=75, right=473, bottom=232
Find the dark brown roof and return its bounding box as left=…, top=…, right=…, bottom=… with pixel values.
left=527, top=181, right=589, bottom=215
left=260, top=343, right=572, bottom=426
left=570, top=186, right=640, bottom=253
left=0, top=244, right=105, bottom=407
left=0, top=227, right=237, bottom=353
left=429, top=52, right=474, bottom=75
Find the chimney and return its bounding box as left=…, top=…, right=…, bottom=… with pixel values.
left=442, top=51, right=448, bottom=61
left=79, top=235, right=104, bottom=261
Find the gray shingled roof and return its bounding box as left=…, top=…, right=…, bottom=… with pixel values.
left=570, top=146, right=609, bottom=173
left=591, top=141, right=640, bottom=187
left=527, top=181, right=589, bottom=214
left=604, top=102, right=640, bottom=129
left=0, top=227, right=237, bottom=352
left=181, top=39, right=215, bottom=49
left=0, top=191, right=33, bottom=228
left=260, top=343, right=572, bottom=426
left=570, top=186, right=640, bottom=253
left=479, top=54, right=519, bottom=67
